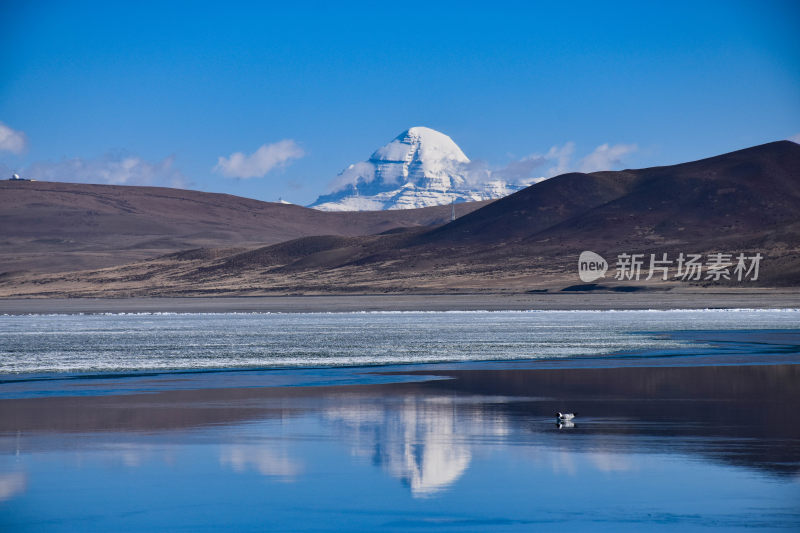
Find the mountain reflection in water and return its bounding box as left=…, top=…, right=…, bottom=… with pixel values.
left=1, top=361, right=799, bottom=531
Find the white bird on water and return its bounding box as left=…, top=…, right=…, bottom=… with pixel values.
left=557, top=412, right=577, bottom=421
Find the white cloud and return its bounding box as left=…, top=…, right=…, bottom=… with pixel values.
left=789, top=133, right=800, bottom=144
left=482, top=141, right=636, bottom=187
left=489, top=156, right=544, bottom=183
left=214, top=140, right=305, bottom=179
left=16, top=152, right=188, bottom=187
left=486, top=141, right=576, bottom=186
left=0, top=122, right=27, bottom=154
left=328, top=160, right=376, bottom=191
left=544, top=141, right=576, bottom=176
left=454, top=145, right=563, bottom=190
left=578, top=143, right=638, bottom=173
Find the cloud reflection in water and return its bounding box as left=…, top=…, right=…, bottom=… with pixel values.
left=0, top=472, right=26, bottom=502
left=220, top=445, right=303, bottom=482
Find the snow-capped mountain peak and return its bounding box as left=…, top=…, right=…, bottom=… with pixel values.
left=372, top=127, right=469, bottom=173
left=309, top=127, right=522, bottom=211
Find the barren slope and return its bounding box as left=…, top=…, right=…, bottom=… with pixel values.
left=0, top=181, right=489, bottom=273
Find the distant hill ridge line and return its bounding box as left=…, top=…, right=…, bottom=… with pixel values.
left=0, top=179, right=492, bottom=274
left=1, top=139, right=799, bottom=294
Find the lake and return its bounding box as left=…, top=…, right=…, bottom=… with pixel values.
left=1, top=310, right=798, bottom=531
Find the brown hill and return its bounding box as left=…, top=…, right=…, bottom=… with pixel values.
left=227, top=140, right=800, bottom=286
left=424, top=140, right=800, bottom=246
left=0, top=181, right=489, bottom=273
left=2, top=141, right=799, bottom=297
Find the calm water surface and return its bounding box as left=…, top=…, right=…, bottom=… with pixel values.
left=0, top=310, right=798, bottom=531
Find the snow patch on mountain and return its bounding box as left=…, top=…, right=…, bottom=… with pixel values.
left=310, top=127, right=531, bottom=211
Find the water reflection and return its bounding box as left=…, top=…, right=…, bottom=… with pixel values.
left=324, top=396, right=477, bottom=497
left=220, top=445, right=302, bottom=481
left=588, top=451, right=634, bottom=473
left=321, top=392, right=650, bottom=495
left=0, top=361, right=798, bottom=528
left=314, top=363, right=800, bottom=495
left=0, top=472, right=26, bottom=502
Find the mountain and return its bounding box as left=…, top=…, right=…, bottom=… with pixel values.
left=423, top=140, right=800, bottom=248
left=0, top=180, right=491, bottom=274
left=2, top=140, right=799, bottom=296
left=309, top=127, right=525, bottom=211
left=388, top=140, right=800, bottom=287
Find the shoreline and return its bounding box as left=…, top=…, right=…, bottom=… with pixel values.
left=2, top=290, right=800, bottom=314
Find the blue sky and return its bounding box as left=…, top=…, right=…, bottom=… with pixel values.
left=1, top=1, right=798, bottom=204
